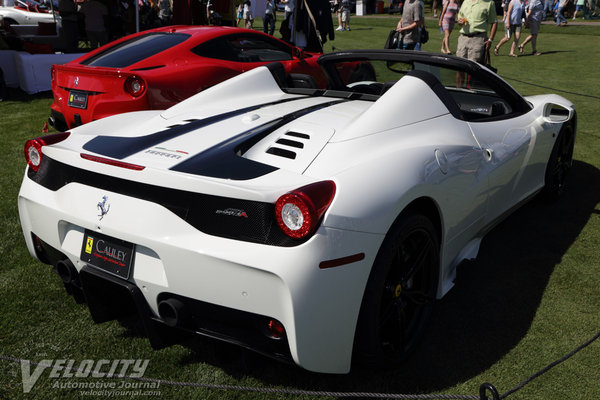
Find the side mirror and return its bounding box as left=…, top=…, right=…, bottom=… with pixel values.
left=294, top=47, right=306, bottom=60
left=542, top=103, right=573, bottom=124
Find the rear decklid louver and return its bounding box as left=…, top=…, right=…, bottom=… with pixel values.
left=265, top=131, right=310, bottom=160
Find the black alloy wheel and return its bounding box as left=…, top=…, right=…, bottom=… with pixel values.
left=355, top=212, right=439, bottom=368
left=542, top=122, right=575, bottom=200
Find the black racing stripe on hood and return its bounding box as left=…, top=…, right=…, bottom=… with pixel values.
left=81, top=97, right=306, bottom=160
left=170, top=100, right=346, bottom=180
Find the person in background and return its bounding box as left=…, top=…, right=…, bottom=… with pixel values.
left=493, top=0, right=523, bottom=57
left=590, top=0, right=599, bottom=16
left=79, top=0, right=108, bottom=49
left=236, top=2, right=243, bottom=26
left=334, top=0, right=343, bottom=31
left=572, top=0, right=585, bottom=18
left=395, top=0, right=424, bottom=50
left=542, top=0, right=555, bottom=19
left=519, top=0, right=543, bottom=55
left=280, top=0, right=294, bottom=39
left=432, top=0, right=440, bottom=17
left=263, top=0, right=275, bottom=35
left=281, top=0, right=294, bottom=20
left=439, top=0, right=459, bottom=54
left=158, top=0, right=172, bottom=25
left=58, top=0, right=79, bottom=52
left=555, top=0, right=570, bottom=25
left=456, top=0, right=497, bottom=63
left=243, top=0, right=253, bottom=28
left=501, top=0, right=510, bottom=19
left=340, top=0, right=351, bottom=31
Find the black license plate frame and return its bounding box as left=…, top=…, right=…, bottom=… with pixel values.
left=68, top=90, right=88, bottom=109
left=80, top=230, right=135, bottom=280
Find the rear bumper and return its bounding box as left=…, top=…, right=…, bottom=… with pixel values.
left=50, top=89, right=150, bottom=130
left=18, top=168, right=382, bottom=373
left=45, top=255, right=294, bottom=362
left=49, top=108, right=70, bottom=132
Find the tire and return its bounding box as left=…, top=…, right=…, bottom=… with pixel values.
left=541, top=122, right=575, bottom=201
left=355, top=212, right=440, bottom=368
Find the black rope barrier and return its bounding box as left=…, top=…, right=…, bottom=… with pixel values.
left=0, top=354, right=477, bottom=399
left=2, top=329, right=599, bottom=400
left=498, top=329, right=600, bottom=399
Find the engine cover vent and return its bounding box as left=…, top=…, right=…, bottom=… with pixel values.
left=266, top=147, right=296, bottom=159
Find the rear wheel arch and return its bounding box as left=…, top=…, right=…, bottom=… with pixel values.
left=396, top=197, right=443, bottom=245
left=353, top=196, right=443, bottom=369
left=540, top=116, right=577, bottom=201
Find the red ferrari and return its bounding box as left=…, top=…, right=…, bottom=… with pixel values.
left=49, top=26, right=326, bottom=131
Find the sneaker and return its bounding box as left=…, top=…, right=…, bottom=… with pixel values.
left=336, top=26, right=343, bottom=31
left=346, top=27, right=351, bottom=31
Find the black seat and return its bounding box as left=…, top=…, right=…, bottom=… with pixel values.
left=288, top=73, right=318, bottom=89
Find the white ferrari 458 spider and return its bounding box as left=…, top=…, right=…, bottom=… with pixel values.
left=18, top=50, right=576, bottom=374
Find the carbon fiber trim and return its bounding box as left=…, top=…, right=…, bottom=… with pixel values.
left=28, top=157, right=303, bottom=247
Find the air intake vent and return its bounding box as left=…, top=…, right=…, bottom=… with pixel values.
left=264, top=131, right=311, bottom=160
left=266, top=147, right=296, bottom=159
left=276, top=138, right=304, bottom=148
left=286, top=131, right=310, bottom=139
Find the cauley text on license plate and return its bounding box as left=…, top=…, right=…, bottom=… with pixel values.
left=68, top=90, right=88, bottom=109
left=80, top=230, right=135, bottom=279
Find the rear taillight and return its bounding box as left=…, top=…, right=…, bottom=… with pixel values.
left=124, top=76, right=146, bottom=97
left=24, top=132, right=71, bottom=172
left=275, top=180, right=336, bottom=239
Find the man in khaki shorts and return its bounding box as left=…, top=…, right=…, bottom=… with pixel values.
left=456, top=0, right=498, bottom=63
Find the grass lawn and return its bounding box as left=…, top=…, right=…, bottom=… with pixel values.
left=1, top=15, right=599, bottom=399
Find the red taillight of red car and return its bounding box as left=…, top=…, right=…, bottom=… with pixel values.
left=124, top=76, right=146, bottom=97
left=275, top=180, right=336, bottom=239
left=24, top=132, right=71, bottom=172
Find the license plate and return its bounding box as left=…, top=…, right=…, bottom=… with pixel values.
left=80, top=230, right=135, bottom=279
left=68, top=90, right=88, bottom=109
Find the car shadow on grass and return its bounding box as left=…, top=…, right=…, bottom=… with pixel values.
left=175, top=159, right=600, bottom=396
